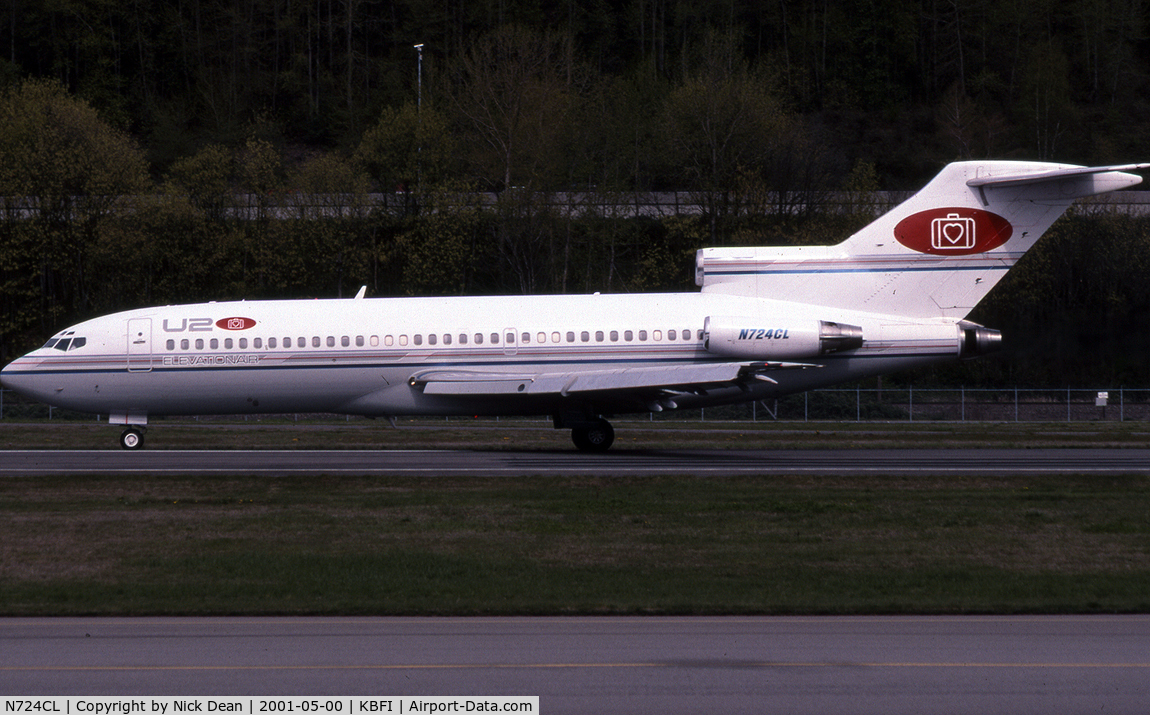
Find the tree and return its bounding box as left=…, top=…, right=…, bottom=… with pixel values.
left=355, top=101, right=455, bottom=199
left=0, top=79, right=149, bottom=358
left=164, top=144, right=234, bottom=222
left=662, top=32, right=789, bottom=236
left=446, top=25, right=585, bottom=190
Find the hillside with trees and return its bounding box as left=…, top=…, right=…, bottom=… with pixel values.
left=2, top=1, right=1150, bottom=386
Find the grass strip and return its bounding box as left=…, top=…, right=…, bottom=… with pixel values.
left=2, top=473, right=1148, bottom=615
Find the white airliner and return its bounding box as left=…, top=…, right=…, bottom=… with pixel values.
left=2, top=160, right=1146, bottom=450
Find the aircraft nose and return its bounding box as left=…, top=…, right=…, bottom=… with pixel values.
left=1, top=356, right=44, bottom=400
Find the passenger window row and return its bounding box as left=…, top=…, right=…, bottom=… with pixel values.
left=164, top=329, right=702, bottom=352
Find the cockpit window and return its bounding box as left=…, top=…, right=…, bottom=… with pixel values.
left=42, top=336, right=86, bottom=351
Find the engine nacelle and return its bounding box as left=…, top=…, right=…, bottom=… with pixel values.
left=704, top=316, right=863, bottom=360
left=959, top=321, right=1002, bottom=357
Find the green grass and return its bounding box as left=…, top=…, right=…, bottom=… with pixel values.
left=2, top=471, right=1149, bottom=615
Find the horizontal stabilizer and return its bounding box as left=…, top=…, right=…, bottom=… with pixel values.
left=966, top=163, right=1150, bottom=188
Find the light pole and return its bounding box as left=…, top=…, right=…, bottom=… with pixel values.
left=413, top=43, right=424, bottom=113
left=414, top=43, right=424, bottom=197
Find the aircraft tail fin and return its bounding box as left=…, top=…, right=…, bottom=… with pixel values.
left=697, top=161, right=1148, bottom=319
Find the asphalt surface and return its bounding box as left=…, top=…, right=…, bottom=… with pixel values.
left=3, top=616, right=1149, bottom=713
left=4, top=451, right=1148, bottom=712
left=2, top=447, right=1150, bottom=476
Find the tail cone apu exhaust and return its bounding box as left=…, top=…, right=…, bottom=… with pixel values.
left=959, top=321, right=1001, bottom=357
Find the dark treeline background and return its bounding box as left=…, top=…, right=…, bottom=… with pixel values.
left=2, top=0, right=1150, bottom=387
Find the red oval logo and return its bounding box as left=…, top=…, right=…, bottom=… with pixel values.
left=894, top=207, right=1013, bottom=255
left=216, top=317, right=257, bottom=331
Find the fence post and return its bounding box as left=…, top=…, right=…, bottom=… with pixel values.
left=804, top=392, right=809, bottom=422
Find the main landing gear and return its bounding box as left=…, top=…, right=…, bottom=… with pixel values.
left=119, top=427, right=146, bottom=450
left=569, top=417, right=615, bottom=453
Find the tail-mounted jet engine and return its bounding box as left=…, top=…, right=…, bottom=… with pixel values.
left=704, top=316, right=863, bottom=360
left=958, top=321, right=1002, bottom=358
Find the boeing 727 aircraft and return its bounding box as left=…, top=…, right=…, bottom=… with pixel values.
left=2, top=160, right=1146, bottom=450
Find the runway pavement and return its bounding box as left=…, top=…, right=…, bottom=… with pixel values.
left=2, top=447, right=1150, bottom=476
left=2, top=616, right=1149, bottom=714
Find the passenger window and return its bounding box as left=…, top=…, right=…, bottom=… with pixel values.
left=226, top=338, right=234, bottom=349
left=474, top=333, right=483, bottom=344
left=399, top=335, right=408, bottom=346
left=268, top=337, right=276, bottom=349
left=327, top=336, right=336, bottom=347
left=581, top=331, right=590, bottom=342
left=653, top=330, right=662, bottom=341
left=195, top=338, right=204, bottom=350
left=566, top=331, right=575, bottom=343
left=384, top=336, right=393, bottom=347
left=539, top=332, right=548, bottom=344
left=414, top=335, right=423, bottom=346
left=624, top=330, right=633, bottom=341
left=595, top=331, right=604, bottom=342
left=211, top=338, right=219, bottom=349
left=610, top=330, right=618, bottom=342
left=181, top=339, right=189, bottom=350
left=356, top=336, right=364, bottom=347
left=312, top=336, right=320, bottom=347
left=166, top=339, right=175, bottom=351
left=341, top=336, right=350, bottom=347
left=492, top=333, right=500, bottom=344
left=428, top=334, right=437, bottom=346
left=239, top=338, right=248, bottom=349
left=443, top=334, right=451, bottom=345
left=639, top=330, right=647, bottom=341
left=370, top=336, right=379, bottom=347
left=521, top=332, right=530, bottom=344
left=505, top=332, right=515, bottom=344
left=459, top=334, right=467, bottom=344
left=253, top=338, right=262, bottom=349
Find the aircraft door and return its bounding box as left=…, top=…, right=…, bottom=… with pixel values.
left=127, top=318, right=153, bottom=372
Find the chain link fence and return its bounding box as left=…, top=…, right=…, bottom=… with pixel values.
left=3, top=387, right=1149, bottom=423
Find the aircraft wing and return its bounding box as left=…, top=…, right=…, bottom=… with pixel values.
left=409, top=361, right=816, bottom=397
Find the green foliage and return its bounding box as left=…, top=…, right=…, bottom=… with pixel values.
left=164, top=145, right=234, bottom=221
left=354, top=102, right=454, bottom=192
left=0, top=79, right=149, bottom=358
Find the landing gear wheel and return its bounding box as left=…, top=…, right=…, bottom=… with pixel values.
left=120, top=427, right=145, bottom=450
left=572, top=418, right=615, bottom=452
